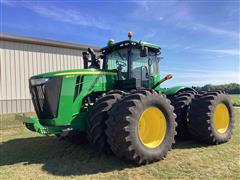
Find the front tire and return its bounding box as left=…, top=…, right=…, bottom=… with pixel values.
left=106, top=90, right=177, bottom=165
left=87, top=90, right=125, bottom=153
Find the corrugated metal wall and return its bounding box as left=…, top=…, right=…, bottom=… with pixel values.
left=0, top=40, right=85, bottom=114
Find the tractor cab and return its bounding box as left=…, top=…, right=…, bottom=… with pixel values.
left=83, top=32, right=162, bottom=90
left=101, top=32, right=161, bottom=89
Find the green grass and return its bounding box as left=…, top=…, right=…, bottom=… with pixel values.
left=230, top=94, right=240, bottom=106
left=0, top=110, right=240, bottom=180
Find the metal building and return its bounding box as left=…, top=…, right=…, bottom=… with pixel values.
left=0, top=33, right=100, bottom=114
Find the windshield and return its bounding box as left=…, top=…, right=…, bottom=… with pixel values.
left=105, top=47, right=159, bottom=82
left=131, top=48, right=159, bottom=75
left=131, top=48, right=159, bottom=87
left=106, top=48, right=128, bottom=72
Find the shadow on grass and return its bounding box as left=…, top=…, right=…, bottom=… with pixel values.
left=0, top=136, right=133, bottom=176
left=0, top=136, right=207, bottom=176
left=173, top=139, right=208, bottom=149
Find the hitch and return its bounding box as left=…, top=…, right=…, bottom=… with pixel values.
left=16, top=114, right=68, bottom=135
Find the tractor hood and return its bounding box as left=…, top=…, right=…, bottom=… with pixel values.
left=28, top=68, right=118, bottom=125
left=30, top=69, right=117, bottom=79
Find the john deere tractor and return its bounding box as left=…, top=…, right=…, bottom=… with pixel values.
left=18, top=32, right=234, bottom=165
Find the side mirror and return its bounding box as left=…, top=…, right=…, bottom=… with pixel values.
left=140, top=46, right=148, bottom=57
left=82, top=52, right=89, bottom=69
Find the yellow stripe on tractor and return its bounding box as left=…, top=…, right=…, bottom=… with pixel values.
left=55, top=71, right=117, bottom=76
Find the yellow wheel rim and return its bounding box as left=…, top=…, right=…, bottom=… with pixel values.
left=214, top=103, right=230, bottom=134
left=138, top=107, right=167, bottom=148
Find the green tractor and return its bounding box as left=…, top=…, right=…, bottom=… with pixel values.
left=18, top=32, right=234, bottom=165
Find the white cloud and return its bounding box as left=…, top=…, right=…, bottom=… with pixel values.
left=1, top=0, right=14, bottom=6
left=143, top=30, right=158, bottom=39
left=30, top=5, right=110, bottom=30
left=133, top=1, right=239, bottom=39
left=161, top=43, right=240, bottom=56
left=199, top=48, right=240, bottom=56
left=159, top=16, right=164, bottom=21
left=190, top=23, right=240, bottom=39
left=161, top=65, right=239, bottom=87
left=162, top=70, right=239, bottom=87
left=135, top=1, right=150, bottom=11
left=161, top=67, right=236, bottom=74
left=1, top=1, right=110, bottom=30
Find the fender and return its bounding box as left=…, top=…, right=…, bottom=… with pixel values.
left=160, top=86, right=196, bottom=96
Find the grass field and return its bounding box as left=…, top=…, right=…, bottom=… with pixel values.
left=230, top=94, right=240, bottom=106
left=0, top=110, right=240, bottom=180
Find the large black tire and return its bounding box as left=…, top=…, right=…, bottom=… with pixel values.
left=188, top=91, right=234, bottom=144
left=170, top=90, right=197, bottom=139
left=106, top=90, right=177, bottom=165
left=87, top=90, right=125, bottom=153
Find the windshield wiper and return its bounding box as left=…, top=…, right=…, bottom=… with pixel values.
left=117, top=52, right=126, bottom=61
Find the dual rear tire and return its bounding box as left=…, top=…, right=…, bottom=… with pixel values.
left=188, top=91, right=234, bottom=144
left=87, top=89, right=234, bottom=165
left=88, top=90, right=177, bottom=165
left=170, top=90, right=197, bottom=139
left=171, top=90, right=234, bottom=144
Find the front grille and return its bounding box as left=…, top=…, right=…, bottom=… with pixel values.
left=33, top=84, right=46, bottom=113
left=29, top=77, right=62, bottom=119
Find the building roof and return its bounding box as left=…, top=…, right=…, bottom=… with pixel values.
left=0, top=33, right=101, bottom=51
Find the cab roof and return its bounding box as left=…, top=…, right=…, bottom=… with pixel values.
left=100, top=40, right=161, bottom=53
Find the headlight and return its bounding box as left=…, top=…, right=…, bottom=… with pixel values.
left=30, top=78, right=49, bottom=86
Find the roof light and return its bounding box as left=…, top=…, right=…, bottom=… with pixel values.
left=108, top=39, right=115, bottom=46
left=128, top=32, right=133, bottom=40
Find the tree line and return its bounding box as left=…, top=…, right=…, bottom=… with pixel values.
left=193, top=83, right=240, bottom=94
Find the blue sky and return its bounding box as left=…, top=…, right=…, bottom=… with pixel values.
left=1, top=0, right=239, bottom=87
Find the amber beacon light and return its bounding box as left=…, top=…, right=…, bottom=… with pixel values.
left=128, top=31, right=133, bottom=40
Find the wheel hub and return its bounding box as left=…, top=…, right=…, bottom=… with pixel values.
left=138, top=107, right=167, bottom=148
left=214, top=103, right=230, bottom=134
